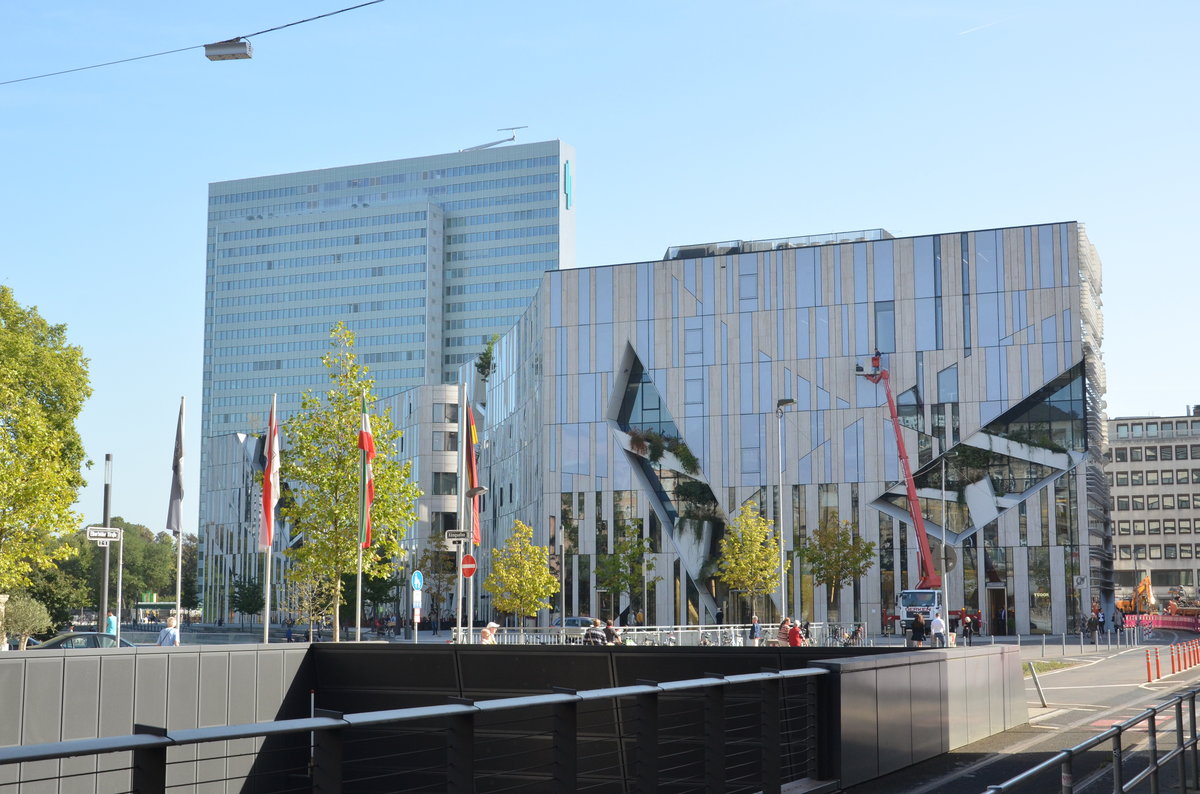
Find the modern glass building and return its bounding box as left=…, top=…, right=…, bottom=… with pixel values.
left=467, top=222, right=1109, bottom=635
left=199, top=140, right=575, bottom=622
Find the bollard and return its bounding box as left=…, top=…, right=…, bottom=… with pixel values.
left=1042, top=632, right=1046, bottom=658
left=1172, top=645, right=1178, bottom=675
left=1156, top=648, right=1163, bottom=680
left=1147, top=649, right=1154, bottom=682
left=1062, top=632, right=1067, bottom=655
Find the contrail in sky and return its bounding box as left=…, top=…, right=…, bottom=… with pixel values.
left=958, top=21, right=999, bottom=35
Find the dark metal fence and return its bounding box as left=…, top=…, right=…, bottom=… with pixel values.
left=0, top=667, right=826, bottom=793
left=985, top=686, right=1200, bottom=793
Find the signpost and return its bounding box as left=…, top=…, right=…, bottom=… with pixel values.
left=461, top=554, right=477, bottom=579
left=445, top=529, right=468, bottom=542
left=87, top=527, right=122, bottom=542
left=86, top=525, right=124, bottom=643
left=411, top=570, right=423, bottom=645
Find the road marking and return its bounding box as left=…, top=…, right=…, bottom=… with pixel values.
left=1036, top=683, right=1146, bottom=689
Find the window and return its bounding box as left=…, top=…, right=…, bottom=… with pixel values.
left=1180, top=495, right=1191, bottom=510
left=1115, top=448, right=1128, bottom=462
left=1182, top=544, right=1193, bottom=559
left=433, top=403, right=459, bottom=423
left=1144, top=447, right=1156, bottom=462
left=1118, top=520, right=1132, bottom=535
left=1148, top=496, right=1159, bottom=510
left=1179, top=445, right=1190, bottom=460
left=1133, top=496, right=1145, bottom=510
left=1149, top=520, right=1161, bottom=534
left=1134, top=521, right=1146, bottom=535
left=1182, top=520, right=1193, bottom=534
left=1147, top=471, right=1158, bottom=486
left=433, top=431, right=458, bottom=452
left=1162, top=446, right=1174, bottom=461
left=1132, top=424, right=1144, bottom=438
left=432, top=472, right=457, bottom=495
left=1193, top=469, right=1200, bottom=483
left=1116, top=472, right=1129, bottom=486
left=1166, top=544, right=1178, bottom=559
left=432, top=512, right=458, bottom=533
left=1119, top=545, right=1132, bottom=559
left=1135, top=545, right=1147, bottom=559
left=1192, top=444, right=1200, bottom=459
left=1117, top=496, right=1130, bottom=511
left=1163, top=471, right=1175, bottom=485
left=1147, top=423, right=1159, bottom=438
left=1164, top=495, right=1176, bottom=510
left=1165, top=520, right=1177, bottom=534
left=1150, top=546, right=1163, bottom=560
left=1132, top=471, right=1144, bottom=486
left=1117, top=424, right=1129, bottom=439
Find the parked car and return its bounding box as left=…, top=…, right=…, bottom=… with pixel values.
left=31, top=632, right=136, bottom=650
left=551, top=616, right=598, bottom=643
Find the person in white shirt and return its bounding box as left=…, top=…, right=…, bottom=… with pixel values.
left=156, top=617, right=180, bottom=647
left=930, top=611, right=947, bottom=648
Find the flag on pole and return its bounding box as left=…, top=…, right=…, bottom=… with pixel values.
left=466, top=404, right=481, bottom=545
left=358, top=394, right=376, bottom=549
left=261, top=394, right=280, bottom=550
left=166, top=397, right=185, bottom=536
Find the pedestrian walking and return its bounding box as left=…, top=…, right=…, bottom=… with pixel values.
left=777, top=617, right=792, bottom=647
left=105, top=610, right=118, bottom=635
left=910, top=614, right=927, bottom=648
left=787, top=621, right=802, bottom=647
left=748, top=615, right=763, bottom=647
left=961, top=613, right=973, bottom=646
left=156, top=617, right=180, bottom=647
left=930, top=611, right=946, bottom=648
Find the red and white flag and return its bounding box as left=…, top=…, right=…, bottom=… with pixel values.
left=358, top=395, right=375, bottom=549
left=260, top=394, right=280, bottom=550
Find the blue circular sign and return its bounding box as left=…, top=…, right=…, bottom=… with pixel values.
left=411, top=570, right=424, bottom=591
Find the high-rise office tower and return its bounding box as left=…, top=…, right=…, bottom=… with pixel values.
left=199, top=140, right=575, bottom=621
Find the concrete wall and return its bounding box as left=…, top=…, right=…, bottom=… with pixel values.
left=0, top=643, right=313, bottom=794
left=814, top=646, right=1027, bottom=788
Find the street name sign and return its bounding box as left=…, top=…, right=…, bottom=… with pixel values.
left=86, top=527, right=122, bottom=541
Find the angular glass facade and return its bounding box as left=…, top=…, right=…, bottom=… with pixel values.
left=470, top=222, right=1108, bottom=635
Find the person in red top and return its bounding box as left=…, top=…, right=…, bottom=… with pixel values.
left=787, top=621, right=802, bottom=647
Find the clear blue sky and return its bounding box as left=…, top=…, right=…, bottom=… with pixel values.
left=2, top=1, right=1196, bottom=536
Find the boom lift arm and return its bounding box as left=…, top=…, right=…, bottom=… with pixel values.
left=861, top=352, right=941, bottom=589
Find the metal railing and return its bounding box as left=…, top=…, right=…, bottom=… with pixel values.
left=0, top=667, right=828, bottom=793
left=475, top=621, right=871, bottom=648
left=985, top=686, right=1200, bottom=793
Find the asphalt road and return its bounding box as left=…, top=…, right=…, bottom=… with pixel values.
left=844, top=630, right=1200, bottom=793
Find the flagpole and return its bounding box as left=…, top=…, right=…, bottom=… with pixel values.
left=173, top=397, right=185, bottom=639
left=356, top=391, right=366, bottom=643
left=456, top=382, right=465, bottom=644
left=263, top=394, right=278, bottom=645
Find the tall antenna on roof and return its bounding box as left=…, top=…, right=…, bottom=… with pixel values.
left=459, top=126, right=528, bottom=152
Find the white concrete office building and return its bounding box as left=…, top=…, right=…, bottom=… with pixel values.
left=199, top=141, right=575, bottom=622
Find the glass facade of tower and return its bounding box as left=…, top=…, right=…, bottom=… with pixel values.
left=199, top=141, right=574, bottom=622
left=469, top=223, right=1109, bottom=636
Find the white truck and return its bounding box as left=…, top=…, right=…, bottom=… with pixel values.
left=897, top=589, right=942, bottom=632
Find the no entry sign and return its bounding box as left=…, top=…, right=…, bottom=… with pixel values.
left=461, top=554, right=477, bottom=578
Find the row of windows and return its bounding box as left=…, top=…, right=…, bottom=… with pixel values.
left=213, top=314, right=424, bottom=341
left=211, top=366, right=425, bottom=392
left=215, top=332, right=426, bottom=358
left=1117, top=545, right=1200, bottom=560
left=1114, top=494, right=1200, bottom=511
left=444, top=207, right=557, bottom=228
left=216, top=297, right=425, bottom=324
left=443, top=353, right=477, bottom=365
left=215, top=279, right=424, bottom=309
left=445, top=315, right=519, bottom=330
left=1112, top=445, right=1200, bottom=463
left=214, top=348, right=426, bottom=374
left=214, top=245, right=427, bottom=276
left=209, top=156, right=558, bottom=205
left=218, top=211, right=428, bottom=241
left=445, top=335, right=489, bottom=348
left=208, top=188, right=558, bottom=225
left=219, top=228, right=426, bottom=259
left=1116, top=519, right=1195, bottom=534
left=217, top=263, right=426, bottom=292
left=445, top=278, right=542, bottom=296
left=447, top=259, right=556, bottom=279
left=447, top=242, right=558, bottom=262
left=1115, top=420, right=1200, bottom=440
left=445, top=297, right=532, bottom=313
left=1112, top=469, right=1200, bottom=487
left=445, top=224, right=558, bottom=246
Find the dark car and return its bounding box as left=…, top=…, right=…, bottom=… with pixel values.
left=31, top=632, right=136, bottom=649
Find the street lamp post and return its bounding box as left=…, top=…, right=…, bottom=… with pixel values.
left=941, top=455, right=950, bottom=630
left=776, top=398, right=796, bottom=621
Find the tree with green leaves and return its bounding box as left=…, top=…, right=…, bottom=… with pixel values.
left=180, top=534, right=201, bottom=616
left=715, top=501, right=785, bottom=618
left=283, top=563, right=337, bottom=641
left=483, top=520, right=560, bottom=631
left=802, top=513, right=876, bottom=620
left=5, top=593, right=53, bottom=650
left=595, top=534, right=660, bottom=619
left=231, top=576, right=266, bottom=628
left=25, top=535, right=92, bottom=627
left=281, top=322, right=421, bottom=641
left=475, top=333, right=500, bottom=382
left=0, top=287, right=91, bottom=619
left=414, top=542, right=455, bottom=632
